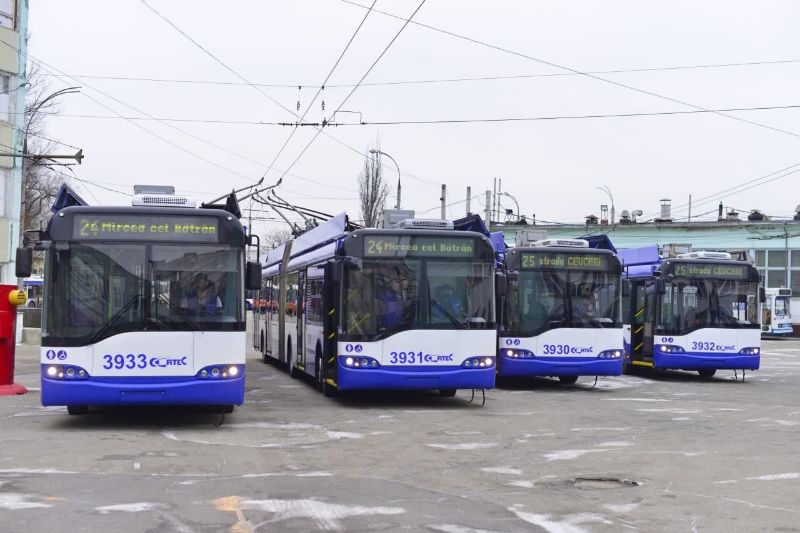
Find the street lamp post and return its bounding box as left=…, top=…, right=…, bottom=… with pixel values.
left=368, top=149, right=401, bottom=209
left=18, top=87, right=80, bottom=283
left=597, top=185, right=615, bottom=225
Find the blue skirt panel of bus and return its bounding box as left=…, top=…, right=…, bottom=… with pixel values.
left=653, top=352, right=760, bottom=371
left=337, top=365, right=495, bottom=391
left=498, top=356, right=623, bottom=377
left=41, top=375, right=245, bottom=406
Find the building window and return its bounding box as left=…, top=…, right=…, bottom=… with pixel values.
left=0, top=0, right=13, bottom=29
left=756, top=249, right=793, bottom=289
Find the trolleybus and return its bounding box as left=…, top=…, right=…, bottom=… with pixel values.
left=498, top=239, right=624, bottom=384
left=254, top=212, right=498, bottom=396
left=620, top=247, right=762, bottom=377
left=761, top=288, right=793, bottom=337
left=17, top=187, right=261, bottom=414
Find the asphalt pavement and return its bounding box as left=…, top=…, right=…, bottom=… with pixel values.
left=2, top=329, right=799, bottom=532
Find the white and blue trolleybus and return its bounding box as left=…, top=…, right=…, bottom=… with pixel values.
left=498, top=239, right=624, bottom=384
left=620, top=247, right=762, bottom=378
left=254, top=212, right=498, bottom=396
left=761, top=287, right=793, bottom=337
left=17, top=186, right=261, bottom=414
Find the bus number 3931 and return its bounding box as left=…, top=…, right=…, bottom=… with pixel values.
left=389, top=351, right=454, bottom=364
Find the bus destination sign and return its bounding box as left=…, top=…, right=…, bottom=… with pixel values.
left=520, top=252, right=609, bottom=271
left=73, top=214, right=219, bottom=242
left=671, top=263, right=750, bottom=280
left=364, top=235, right=475, bottom=258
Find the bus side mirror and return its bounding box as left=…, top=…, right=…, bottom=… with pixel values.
left=495, top=272, right=507, bottom=298
left=655, top=278, right=666, bottom=295
left=622, top=279, right=631, bottom=297
left=16, top=247, right=32, bottom=278
left=245, top=262, right=262, bottom=291
left=759, top=287, right=765, bottom=303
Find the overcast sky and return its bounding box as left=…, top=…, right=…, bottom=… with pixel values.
left=29, top=1, right=800, bottom=236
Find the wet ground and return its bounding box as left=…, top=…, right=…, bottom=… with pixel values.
left=2, top=331, right=799, bottom=532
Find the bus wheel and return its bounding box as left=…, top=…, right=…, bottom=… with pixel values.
left=67, top=405, right=88, bottom=415
left=288, top=338, right=300, bottom=379
left=216, top=405, right=234, bottom=414
left=260, top=333, right=269, bottom=364
left=438, top=389, right=457, bottom=397
left=318, top=355, right=337, bottom=398
left=558, top=376, right=579, bottom=385
left=698, top=369, right=716, bottom=378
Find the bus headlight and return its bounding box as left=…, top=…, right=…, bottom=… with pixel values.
left=738, top=347, right=760, bottom=355
left=501, top=349, right=535, bottom=359
left=462, top=357, right=495, bottom=368
left=598, top=349, right=623, bottom=359
left=340, top=356, right=380, bottom=369
left=196, top=365, right=244, bottom=379
left=42, top=365, right=90, bottom=380
left=656, top=344, right=685, bottom=354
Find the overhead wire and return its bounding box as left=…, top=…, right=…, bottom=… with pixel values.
left=42, top=57, right=800, bottom=89
left=340, top=0, right=800, bottom=141
left=259, top=0, right=378, bottom=182
left=269, top=0, right=428, bottom=188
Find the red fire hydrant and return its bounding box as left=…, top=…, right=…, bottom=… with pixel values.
left=0, top=284, right=28, bottom=396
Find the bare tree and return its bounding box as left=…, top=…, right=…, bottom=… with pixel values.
left=262, top=226, right=294, bottom=250
left=23, top=62, right=70, bottom=230
left=358, top=141, right=389, bottom=227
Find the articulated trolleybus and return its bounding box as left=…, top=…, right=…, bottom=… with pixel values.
left=17, top=186, right=261, bottom=414
left=620, top=247, right=762, bottom=378
left=498, top=239, right=624, bottom=384
left=254, top=212, right=497, bottom=396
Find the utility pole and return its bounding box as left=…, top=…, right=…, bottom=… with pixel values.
left=466, top=186, right=471, bottom=216
left=440, top=184, right=447, bottom=220
left=492, top=178, right=497, bottom=225
left=485, top=190, right=491, bottom=227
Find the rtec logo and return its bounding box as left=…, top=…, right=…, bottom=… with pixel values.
left=424, top=353, right=454, bottom=363
left=149, top=356, right=188, bottom=368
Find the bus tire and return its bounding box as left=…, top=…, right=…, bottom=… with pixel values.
left=558, top=375, right=579, bottom=385
left=288, top=337, right=300, bottom=379
left=318, top=353, right=337, bottom=398
left=260, top=332, right=268, bottom=364
left=698, top=369, right=716, bottom=378
left=438, top=389, right=457, bottom=397
left=67, top=405, right=88, bottom=415
left=217, top=405, right=234, bottom=414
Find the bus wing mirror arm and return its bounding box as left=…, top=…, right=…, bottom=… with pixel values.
left=759, top=286, right=765, bottom=303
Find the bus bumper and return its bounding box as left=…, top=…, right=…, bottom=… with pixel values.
left=337, top=365, right=495, bottom=391
left=41, top=375, right=245, bottom=406
left=498, top=356, right=623, bottom=377
left=653, top=353, right=760, bottom=370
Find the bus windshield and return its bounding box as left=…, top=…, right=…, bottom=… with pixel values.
left=342, top=258, right=495, bottom=341
left=775, top=296, right=790, bottom=317
left=504, top=269, right=620, bottom=336
left=657, top=279, right=760, bottom=335
left=44, top=243, right=243, bottom=345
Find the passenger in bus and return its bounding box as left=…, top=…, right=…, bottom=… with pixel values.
left=572, top=283, right=596, bottom=321
left=378, top=278, right=405, bottom=329
left=433, top=284, right=463, bottom=320
left=186, top=273, right=221, bottom=315
left=522, top=292, right=548, bottom=331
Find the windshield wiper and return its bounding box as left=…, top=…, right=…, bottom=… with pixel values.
left=369, top=324, right=410, bottom=342
left=87, top=294, right=141, bottom=344
left=431, top=298, right=468, bottom=329
left=156, top=294, right=204, bottom=332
